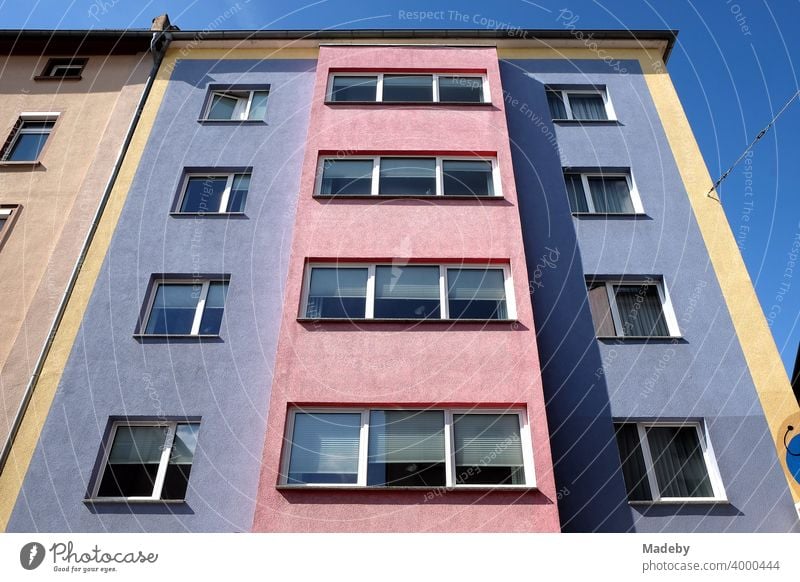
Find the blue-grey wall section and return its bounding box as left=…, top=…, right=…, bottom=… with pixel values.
left=8, top=59, right=315, bottom=532
left=500, top=59, right=798, bottom=532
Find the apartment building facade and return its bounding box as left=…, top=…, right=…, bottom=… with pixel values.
left=2, top=28, right=797, bottom=533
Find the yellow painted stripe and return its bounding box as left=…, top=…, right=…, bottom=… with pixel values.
left=165, top=47, right=319, bottom=60
left=502, top=46, right=800, bottom=503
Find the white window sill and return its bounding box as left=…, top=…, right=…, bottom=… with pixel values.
left=169, top=212, right=246, bottom=217
left=324, top=100, right=492, bottom=106
left=629, top=498, right=730, bottom=506
left=297, top=317, right=518, bottom=325
left=597, top=335, right=684, bottom=341
left=277, top=484, right=537, bottom=492
left=313, top=194, right=505, bottom=201
left=196, top=118, right=266, bottom=125
left=552, top=118, right=620, bottom=124
left=0, top=160, right=41, bottom=167
left=572, top=212, right=648, bottom=218
left=133, top=334, right=221, bottom=339
left=83, top=498, right=187, bottom=504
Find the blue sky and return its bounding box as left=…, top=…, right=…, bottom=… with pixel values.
left=2, top=0, right=799, bottom=373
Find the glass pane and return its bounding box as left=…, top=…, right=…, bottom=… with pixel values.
left=287, top=412, right=361, bottom=484
left=145, top=283, right=200, bottom=335
left=330, top=76, right=377, bottom=102
left=568, top=93, right=608, bottom=120
left=447, top=268, right=508, bottom=320
left=7, top=132, right=49, bottom=161
left=374, top=265, right=440, bottom=319
left=320, top=159, right=373, bottom=196
left=247, top=91, right=269, bottom=120
left=306, top=267, right=368, bottom=319
left=438, top=76, right=483, bottom=102
left=382, top=75, right=433, bottom=102
left=546, top=90, right=567, bottom=119
left=0, top=218, right=6, bottom=232
left=646, top=426, right=714, bottom=498
left=180, top=176, right=227, bottom=213
left=226, top=174, right=250, bottom=212
left=207, top=93, right=240, bottom=120
left=586, top=283, right=617, bottom=336
left=614, top=424, right=652, bottom=501
left=378, top=158, right=436, bottom=196
left=587, top=177, right=634, bottom=213
left=614, top=284, right=669, bottom=337
left=162, top=424, right=199, bottom=500
left=564, top=174, right=589, bottom=212
left=454, top=414, right=525, bottom=485
left=198, top=281, right=228, bottom=335
left=367, top=410, right=445, bottom=487
left=442, top=160, right=493, bottom=196
left=97, top=426, right=168, bottom=498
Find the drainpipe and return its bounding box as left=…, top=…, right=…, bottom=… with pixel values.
left=0, top=16, right=174, bottom=474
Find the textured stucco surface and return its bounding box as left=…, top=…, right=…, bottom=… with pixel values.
left=501, top=57, right=798, bottom=532
left=251, top=45, right=560, bottom=532
left=7, top=57, right=315, bottom=532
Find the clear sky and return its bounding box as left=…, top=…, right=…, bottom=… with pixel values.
left=2, top=0, right=798, bottom=373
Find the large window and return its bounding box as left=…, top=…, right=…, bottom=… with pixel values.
left=92, top=421, right=199, bottom=501
left=140, top=279, right=229, bottom=336
left=282, top=408, right=534, bottom=488
left=614, top=422, right=725, bottom=503
left=202, top=88, right=269, bottom=121
left=564, top=171, right=642, bottom=214
left=302, top=263, right=515, bottom=321
left=586, top=279, right=679, bottom=338
left=327, top=73, right=489, bottom=104
left=174, top=171, right=251, bottom=214
left=546, top=87, right=614, bottom=121
left=1, top=115, right=57, bottom=162
left=316, top=156, right=500, bottom=198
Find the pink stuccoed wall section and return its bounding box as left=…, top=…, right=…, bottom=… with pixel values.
left=251, top=45, right=561, bottom=532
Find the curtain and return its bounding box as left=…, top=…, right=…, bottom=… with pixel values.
left=586, top=283, right=616, bottom=336
left=614, top=285, right=669, bottom=336
left=564, top=174, right=588, bottom=212
left=547, top=90, right=567, bottom=119
left=375, top=266, right=440, bottom=300
left=646, top=426, right=714, bottom=498
left=288, top=413, right=361, bottom=482
left=568, top=94, right=608, bottom=120
left=587, top=177, right=633, bottom=213
left=614, top=424, right=652, bottom=501
left=368, top=410, right=444, bottom=463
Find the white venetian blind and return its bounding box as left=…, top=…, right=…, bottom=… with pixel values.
left=288, top=413, right=361, bottom=476
left=368, top=410, right=445, bottom=463
left=453, top=414, right=524, bottom=467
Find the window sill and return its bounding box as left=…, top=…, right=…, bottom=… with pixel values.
left=33, top=75, right=83, bottom=81
left=629, top=498, right=729, bottom=506
left=83, top=498, right=187, bottom=505
left=572, top=212, right=648, bottom=218
left=552, top=119, right=620, bottom=125
left=169, top=212, right=247, bottom=217
left=297, top=317, right=518, bottom=324
left=597, top=335, right=684, bottom=342
left=0, top=160, right=41, bottom=168
left=313, top=195, right=505, bottom=201
left=133, top=334, right=221, bottom=339
left=324, top=100, right=493, bottom=107
left=196, top=119, right=267, bottom=125
left=277, top=484, right=537, bottom=492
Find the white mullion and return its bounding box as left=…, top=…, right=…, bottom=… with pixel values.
left=371, top=158, right=380, bottom=196
left=503, top=264, right=517, bottom=320
left=562, top=91, right=574, bottom=120
left=581, top=174, right=596, bottom=213
left=603, top=88, right=617, bottom=120
left=698, top=423, right=726, bottom=499
left=365, top=265, right=376, bottom=319
left=637, top=423, right=662, bottom=502
left=301, top=265, right=314, bottom=317
left=658, top=280, right=681, bottom=337
left=491, top=158, right=502, bottom=198
left=151, top=422, right=177, bottom=499
left=435, top=157, right=444, bottom=196
left=243, top=91, right=254, bottom=120
left=376, top=74, right=384, bottom=102
left=439, top=265, right=448, bottom=319
left=357, top=410, right=369, bottom=486
left=606, top=282, right=624, bottom=336
left=444, top=410, right=454, bottom=487
left=519, top=411, right=536, bottom=487
left=481, top=75, right=491, bottom=104
left=627, top=173, right=645, bottom=214
left=218, top=175, right=234, bottom=213
left=432, top=74, right=440, bottom=102
left=190, top=281, right=210, bottom=335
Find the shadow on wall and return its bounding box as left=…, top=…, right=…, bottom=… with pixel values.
left=500, top=60, right=635, bottom=533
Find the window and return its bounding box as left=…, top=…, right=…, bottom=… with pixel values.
left=586, top=279, right=679, bottom=338
left=202, top=88, right=269, bottom=121
left=564, top=171, right=642, bottom=214
left=140, top=279, right=229, bottom=336
left=302, top=263, right=515, bottom=321
left=614, top=422, right=725, bottom=503
left=282, top=408, right=534, bottom=488
left=546, top=88, right=613, bottom=121
left=38, top=58, right=87, bottom=79
left=0, top=205, right=19, bottom=250
left=175, top=172, right=250, bottom=214
left=316, top=156, right=501, bottom=198
left=1, top=115, right=57, bottom=162
left=93, top=421, right=199, bottom=501
left=327, top=73, right=489, bottom=103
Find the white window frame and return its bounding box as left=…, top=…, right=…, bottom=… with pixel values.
left=621, top=420, right=727, bottom=504
left=591, top=279, right=680, bottom=338
left=90, top=420, right=199, bottom=502
left=280, top=407, right=535, bottom=489
left=566, top=171, right=644, bottom=214
left=326, top=72, right=490, bottom=104
left=301, top=262, right=517, bottom=321
left=314, top=155, right=502, bottom=198
left=2, top=113, right=59, bottom=161
left=548, top=88, right=616, bottom=121
left=174, top=172, right=250, bottom=214
left=202, top=89, right=267, bottom=121
left=140, top=278, right=227, bottom=336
